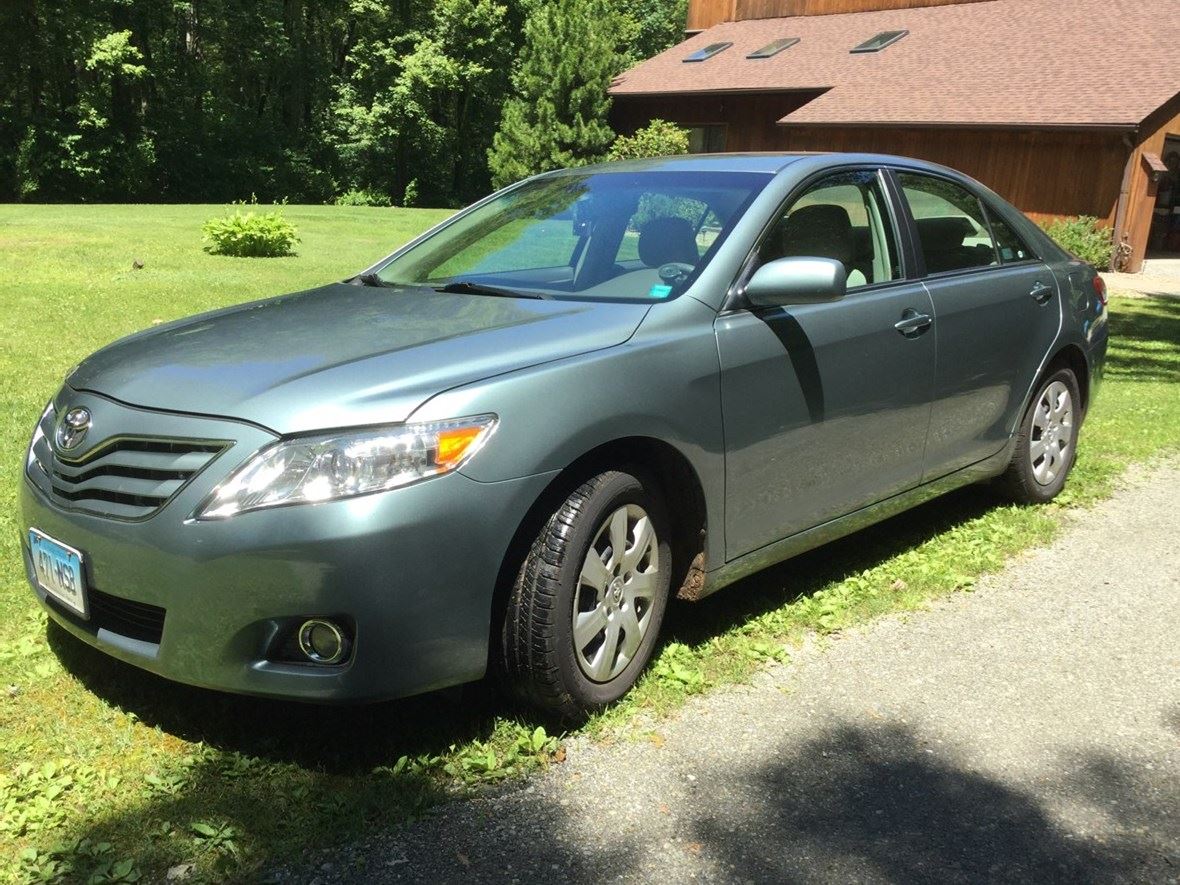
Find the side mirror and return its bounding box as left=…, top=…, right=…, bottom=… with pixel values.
left=744, top=257, right=847, bottom=308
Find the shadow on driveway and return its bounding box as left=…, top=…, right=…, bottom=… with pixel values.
left=263, top=719, right=1178, bottom=883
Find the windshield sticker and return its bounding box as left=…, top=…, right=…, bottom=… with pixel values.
left=649, top=284, right=673, bottom=300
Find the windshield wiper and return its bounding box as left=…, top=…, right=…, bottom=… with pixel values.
left=350, top=272, right=393, bottom=288
left=436, top=280, right=546, bottom=300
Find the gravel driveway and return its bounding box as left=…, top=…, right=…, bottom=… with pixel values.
left=290, top=461, right=1180, bottom=884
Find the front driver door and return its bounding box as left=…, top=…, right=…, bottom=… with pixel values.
left=716, top=169, right=936, bottom=561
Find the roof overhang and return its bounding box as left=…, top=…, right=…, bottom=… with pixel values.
left=775, top=118, right=1139, bottom=132
left=611, top=86, right=829, bottom=98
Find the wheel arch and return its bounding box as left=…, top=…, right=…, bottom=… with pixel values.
left=1045, top=343, right=1091, bottom=417
left=486, top=436, right=710, bottom=676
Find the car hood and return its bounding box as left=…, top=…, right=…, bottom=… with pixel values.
left=70, top=283, right=651, bottom=434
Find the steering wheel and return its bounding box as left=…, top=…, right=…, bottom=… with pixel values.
left=657, top=262, right=695, bottom=285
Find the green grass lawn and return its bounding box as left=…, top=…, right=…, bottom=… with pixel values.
left=1, top=205, right=1178, bottom=883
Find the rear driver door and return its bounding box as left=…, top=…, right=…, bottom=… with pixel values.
left=892, top=170, right=1062, bottom=480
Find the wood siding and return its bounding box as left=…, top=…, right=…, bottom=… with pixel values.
left=612, top=92, right=1130, bottom=229
left=736, top=0, right=989, bottom=20
left=687, top=0, right=735, bottom=31
left=687, top=0, right=987, bottom=29
left=1118, top=94, right=1180, bottom=272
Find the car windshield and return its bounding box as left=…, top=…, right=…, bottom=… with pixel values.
left=373, top=170, right=771, bottom=302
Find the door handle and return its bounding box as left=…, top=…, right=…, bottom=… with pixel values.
left=894, top=309, right=933, bottom=336
left=1029, top=281, right=1054, bottom=304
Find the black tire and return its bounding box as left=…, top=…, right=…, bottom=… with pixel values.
left=998, top=367, right=1081, bottom=504
left=501, top=470, right=672, bottom=719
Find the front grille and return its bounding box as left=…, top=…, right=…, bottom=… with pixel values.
left=27, top=408, right=228, bottom=520
left=46, top=587, right=166, bottom=645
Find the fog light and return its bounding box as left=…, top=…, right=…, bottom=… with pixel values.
left=297, top=619, right=349, bottom=664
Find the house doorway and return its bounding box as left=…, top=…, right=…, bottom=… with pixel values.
left=1147, top=135, right=1180, bottom=258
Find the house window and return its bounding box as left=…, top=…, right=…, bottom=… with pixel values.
left=684, top=42, right=732, bottom=63
left=747, top=37, right=800, bottom=59
left=851, top=30, right=908, bottom=53
left=688, top=126, right=726, bottom=154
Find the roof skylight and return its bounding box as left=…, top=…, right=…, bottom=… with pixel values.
left=850, top=29, right=908, bottom=53
left=747, top=37, right=800, bottom=59
left=684, top=42, right=733, bottom=63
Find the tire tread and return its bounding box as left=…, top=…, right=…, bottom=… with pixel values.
left=998, top=367, right=1080, bottom=504
left=502, top=474, right=616, bottom=717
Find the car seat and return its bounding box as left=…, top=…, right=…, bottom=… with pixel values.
left=637, top=217, right=701, bottom=268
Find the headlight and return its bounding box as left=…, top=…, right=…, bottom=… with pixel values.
left=194, top=415, right=496, bottom=520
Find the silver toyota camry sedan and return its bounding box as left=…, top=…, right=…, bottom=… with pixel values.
left=21, top=153, right=1108, bottom=716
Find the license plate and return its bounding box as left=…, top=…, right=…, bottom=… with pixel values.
left=29, top=529, right=88, bottom=619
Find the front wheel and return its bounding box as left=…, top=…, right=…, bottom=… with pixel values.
left=998, top=367, right=1081, bottom=503
left=501, top=470, right=672, bottom=718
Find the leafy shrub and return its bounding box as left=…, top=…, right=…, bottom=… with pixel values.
left=1039, top=215, right=1115, bottom=270
left=334, top=188, right=392, bottom=207
left=402, top=178, right=419, bottom=208
left=606, top=119, right=689, bottom=162
left=202, top=202, right=299, bottom=257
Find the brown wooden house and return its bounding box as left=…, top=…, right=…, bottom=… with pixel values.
left=610, top=0, right=1180, bottom=272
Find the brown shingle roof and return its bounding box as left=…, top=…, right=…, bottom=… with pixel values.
left=610, top=0, right=1180, bottom=129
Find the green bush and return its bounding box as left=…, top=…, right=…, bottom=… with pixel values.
left=334, top=188, right=392, bottom=207
left=1039, top=215, right=1115, bottom=270
left=606, top=119, right=690, bottom=162
left=202, top=202, right=299, bottom=257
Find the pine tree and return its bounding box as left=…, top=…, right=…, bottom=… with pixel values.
left=487, top=0, right=623, bottom=189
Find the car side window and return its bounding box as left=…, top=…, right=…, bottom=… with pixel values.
left=760, top=170, right=900, bottom=290
left=897, top=172, right=999, bottom=274
left=984, top=205, right=1038, bottom=264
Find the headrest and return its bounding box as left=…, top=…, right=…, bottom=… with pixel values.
left=916, top=216, right=973, bottom=253
left=638, top=217, right=700, bottom=268
left=779, top=204, right=854, bottom=266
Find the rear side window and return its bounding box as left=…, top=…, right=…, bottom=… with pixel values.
left=985, top=206, right=1038, bottom=263
left=897, top=172, right=999, bottom=274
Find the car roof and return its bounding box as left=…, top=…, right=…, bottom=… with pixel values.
left=548, top=153, right=813, bottom=176
left=547, top=152, right=967, bottom=179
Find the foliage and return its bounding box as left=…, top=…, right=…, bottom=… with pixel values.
left=335, top=189, right=393, bottom=208
left=5, top=206, right=1175, bottom=880
left=326, top=0, right=516, bottom=208
left=616, top=0, right=690, bottom=66
left=1040, top=215, right=1116, bottom=270
left=202, top=203, right=300, bottom=258
left=607, top=119, right=690, bottom=161
left=488, top=0, right=626, bottom=188
left=0, top=0, right=688, bottom=205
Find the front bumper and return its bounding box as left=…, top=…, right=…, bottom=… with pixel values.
left=20, top=393, right=555, bottom=702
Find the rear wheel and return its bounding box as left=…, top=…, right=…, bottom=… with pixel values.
left=998, top=367, right=1081, bottom=503
left=501, top=470, right=672, bottom=718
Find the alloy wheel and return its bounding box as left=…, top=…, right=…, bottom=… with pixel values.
left=572, top=504, right=660, bottom=682
left=1030, top=380, right=1073, bottom=485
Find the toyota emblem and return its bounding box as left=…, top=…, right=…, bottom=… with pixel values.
left=56, top=407, right=92, bottom=451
